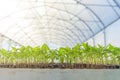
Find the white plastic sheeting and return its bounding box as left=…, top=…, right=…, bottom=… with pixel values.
left=0, top=0, right=120, bottom=48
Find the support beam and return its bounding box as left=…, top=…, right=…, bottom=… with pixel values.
left=103, top=30, right=107, bottom=46
left=0, top=33, right=22, bottom=46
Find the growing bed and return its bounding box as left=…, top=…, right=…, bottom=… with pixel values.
left=0, top=69, right=120, bottom=80
left=0, top=43, right=120, bottom=69
left=0, top=43, right=120, bottom=80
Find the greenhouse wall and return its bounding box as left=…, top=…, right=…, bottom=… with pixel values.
left=87, top=19, right=120, bottom=47
left=0, top=69, right=120, bottom=80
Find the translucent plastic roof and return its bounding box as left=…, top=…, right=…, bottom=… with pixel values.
left=0, top=0, right=120, bottom=47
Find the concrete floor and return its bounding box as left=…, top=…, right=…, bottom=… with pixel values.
left=0, top=69, right=120, bottom=80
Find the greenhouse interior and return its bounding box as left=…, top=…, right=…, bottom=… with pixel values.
left=0, top=0, right=120, bottom=80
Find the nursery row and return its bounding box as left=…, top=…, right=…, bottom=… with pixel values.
left=0, top=43, right=120, bottom=65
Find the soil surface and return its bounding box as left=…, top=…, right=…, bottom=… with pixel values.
left=0, top=63, right=119, bottom=69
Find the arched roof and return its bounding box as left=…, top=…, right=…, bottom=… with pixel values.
left=0, top=0, right=120, bottom=47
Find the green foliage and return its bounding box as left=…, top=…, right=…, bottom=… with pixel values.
left=0, top=43, right=120, bottom=65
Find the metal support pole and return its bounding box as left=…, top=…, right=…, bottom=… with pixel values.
left=103, top=29, right=107, bottom=46
left=92, top=37, right=95, bottom=46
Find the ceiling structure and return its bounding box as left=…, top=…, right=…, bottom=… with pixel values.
left=0, top=0, right=120, bottom=48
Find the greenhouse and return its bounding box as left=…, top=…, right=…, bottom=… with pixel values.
left=0, top=0, right=120, bottom=80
